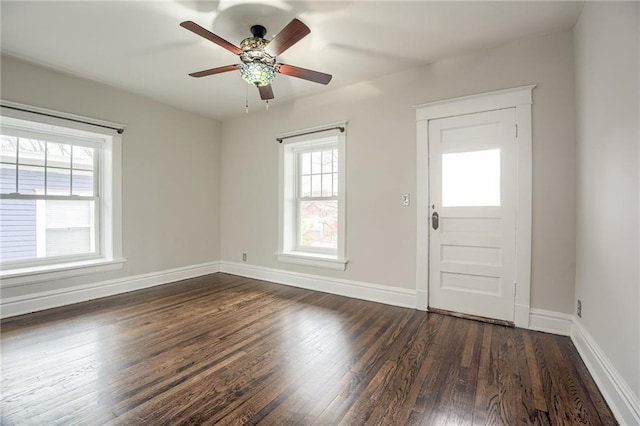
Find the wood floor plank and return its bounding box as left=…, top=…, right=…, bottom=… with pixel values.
left=0, top=273, right=617, bottom=425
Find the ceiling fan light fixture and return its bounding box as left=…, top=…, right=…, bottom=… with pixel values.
left=240, top=62, right=275, bottom=87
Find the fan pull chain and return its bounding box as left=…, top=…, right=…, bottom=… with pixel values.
left=245, top=85, right=249, bottom=114
left=266, top=100, right=269, bottom=111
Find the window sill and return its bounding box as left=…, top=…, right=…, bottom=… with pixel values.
left=276, top=252, right=348, bottom=271
left=0, top=258, right=127, bottom=288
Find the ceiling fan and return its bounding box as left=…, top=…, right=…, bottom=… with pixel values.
left=180, top=18, right=332, bottom=101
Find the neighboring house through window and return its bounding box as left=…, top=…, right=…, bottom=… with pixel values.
left=0, top=103, right=124, bottom=286
left=277, top=124, right=347, bottom=270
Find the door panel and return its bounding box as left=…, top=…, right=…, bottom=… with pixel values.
left=428, top=108, right=516, bottom=322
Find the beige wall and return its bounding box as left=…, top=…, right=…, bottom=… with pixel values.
left=1, top=55, right=222, bottom=299
left=220, top=30, right=577, bottom=314
left=574, top=2, right=640, bottom=398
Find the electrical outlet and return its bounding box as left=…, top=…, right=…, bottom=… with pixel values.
left=401, top=194, right=410, bottom=206
left=577, top=299, right=582, bottom=318
left=242, top=253, right=247, bottom=262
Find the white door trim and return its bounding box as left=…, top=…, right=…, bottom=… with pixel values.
left=415, top=85, right=535, bottom=328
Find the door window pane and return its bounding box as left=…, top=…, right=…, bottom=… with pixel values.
left=442, top=148, right=500, bottom=207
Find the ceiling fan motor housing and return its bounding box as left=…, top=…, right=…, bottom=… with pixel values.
left=239, top=25, right=275, bottom=66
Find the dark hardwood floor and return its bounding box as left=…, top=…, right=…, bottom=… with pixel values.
left=1, top=273, right=616, bottom=425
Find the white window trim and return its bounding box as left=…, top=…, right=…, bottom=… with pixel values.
left=0, top=101, right=126, bottom=286
left=276, top=122, right=347, bottom=270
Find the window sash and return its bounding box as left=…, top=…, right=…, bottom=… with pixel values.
left=1, top=128, right=102, bottom=268
left=0, top=195, right=101, bottom=268
left=295, top=197, right=338, bottom=254
left=1, top=136, right=100, bottom=197
left=294, top=145, right=339, bottom=255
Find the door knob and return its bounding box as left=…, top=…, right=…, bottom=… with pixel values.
left=432, top=211, right=439, bottom=230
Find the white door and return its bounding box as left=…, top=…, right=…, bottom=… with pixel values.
left=428, top=108, right=517, bottom=322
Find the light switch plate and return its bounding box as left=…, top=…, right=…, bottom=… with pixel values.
left=401, top=194, right=410, bottom=206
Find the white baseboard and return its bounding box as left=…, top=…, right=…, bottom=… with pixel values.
left=528, top=308, right=573, bottom=336
left=515, top=303, right=531, bottom=328
left=571, top=320, right=640, bottom=425
left=219, top=261, right=417, bottom=309
left=1, top=261, right=220, bottom=318
left=416, top=290, right=428, bottom=311
left=4, top=259, right=637, bottom=425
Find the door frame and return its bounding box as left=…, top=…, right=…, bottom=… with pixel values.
left=415, top=85, right=535, bottom=328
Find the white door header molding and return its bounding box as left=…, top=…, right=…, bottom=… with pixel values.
left=414, top=85, right=536, bottom=122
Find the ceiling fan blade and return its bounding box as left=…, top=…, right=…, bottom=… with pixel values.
left=189, top=64, right=240, bottom=78
left=180, top=21, right=243, bottom=55
left=265, top=18, right=310, bottom=57
left=276, top=64, right=332, bottom=85
left=258, top=85, right=274, bottom=100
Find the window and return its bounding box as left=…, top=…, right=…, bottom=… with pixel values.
left=297, top=146, right=338, bottom=253
left=277, top=126, right=347, bottom=270
left=0, top=104, right=124, bottom=286
left=442, top=148, right=501, bottom=207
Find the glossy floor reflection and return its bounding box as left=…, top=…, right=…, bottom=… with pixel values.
left=1, top=273, right=616, bottom=425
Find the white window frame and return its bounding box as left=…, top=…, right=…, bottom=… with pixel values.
left=0, top=101, right=125, bottom=287
left=277, top=123, right=347, bottom=270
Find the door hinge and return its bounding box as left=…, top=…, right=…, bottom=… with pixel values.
left=513, top=282, right=517, bottom=297
left=515, top=124, right=519, bottom=138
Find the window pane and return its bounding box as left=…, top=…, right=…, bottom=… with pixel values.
left=18, top=165, right=45, bottom=194
left=46, top=228, right=92, bottom=257
left=311, top=175, right=321, bottom=197
left=47, top=143, right=71, bottom=169
left=300, top=175, right=311, bottom=197
left=322, top=150, right=333, bottom=173
left=299, top=200, right=337, bottom=250
left=332, top=149, right=338, bottom=173
left=322, top=174, right=332, bottom=196
left=72, top=170, right=95, bottom=196
left=0, top=164, right=17, bottom=194
left=442, top=148, right=500, bottom=207
left=45, top=200, right=95, bottom=257
left=0, top=198, right=37, bottom=262
left=311, top=151, right=321, bottom=174
left=46, top=168, right=71, bottom=196
left=46, top=200, right=92, bottom=228
left=0, top=198, right=96, bottom=263
left=18, top=139, right=45, bottom=166
left=300, top=152, right=311, bottom=175
left=1, top=135, right=18, bottom=164
left=332, top=173, right=338, bottom=197
left=72, top=145, right=94, bottom=171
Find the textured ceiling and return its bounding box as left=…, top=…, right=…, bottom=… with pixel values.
left=1, top=1, right=583, bottom=120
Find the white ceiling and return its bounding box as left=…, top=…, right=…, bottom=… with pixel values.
left=1, top=1, right=583, bottom=120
